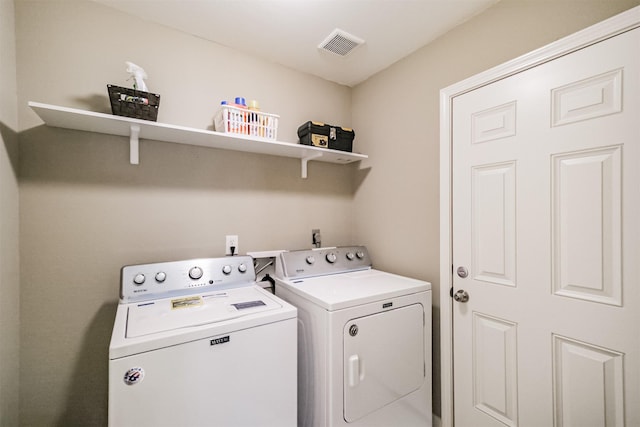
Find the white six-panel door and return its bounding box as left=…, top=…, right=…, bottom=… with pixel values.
left=451, top=27, right=639, bottom=427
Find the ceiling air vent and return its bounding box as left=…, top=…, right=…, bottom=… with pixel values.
left=318, top=29, right=364, bottom=57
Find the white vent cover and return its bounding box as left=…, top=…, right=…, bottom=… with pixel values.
left=318, top=29, right=364, bottom=57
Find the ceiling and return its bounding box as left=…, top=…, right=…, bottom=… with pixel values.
left=93, top=0, right=499, bottom=87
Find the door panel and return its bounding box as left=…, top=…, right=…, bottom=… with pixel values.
left=472, top=101, right=518, bottom=144
left=473, top=313, right=518, bottom=426
left=551, top=146, right=622, bottom=306
left=551, top=69, right=622, bottom=127
left=452, top=27, right=639, bottom=427
left=472, top=162, right=516, bottom=287
left=552, top=335, right=624, bottom=427
left=343, top=304, right=424, bottom=422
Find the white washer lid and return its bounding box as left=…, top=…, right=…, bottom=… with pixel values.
left=126, top=286, right=283, bottom=338
left=277, top=269, right=430, bottom=311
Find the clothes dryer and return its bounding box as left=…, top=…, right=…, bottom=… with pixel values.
left=274, top=246, right=432, bottom=427
left=109, top=256, right=297, bottom=427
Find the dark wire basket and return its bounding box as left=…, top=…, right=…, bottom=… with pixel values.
left=107, top=84, right=160, bottom=121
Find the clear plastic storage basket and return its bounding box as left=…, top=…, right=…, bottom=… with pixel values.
left=214, top=105, right=279, bottom=140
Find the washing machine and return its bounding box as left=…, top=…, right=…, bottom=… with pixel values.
left=274, top=246, right=432, bottom=427
left=109, top=255, right=297, bottom=427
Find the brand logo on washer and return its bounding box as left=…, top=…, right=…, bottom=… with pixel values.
left=210, top=336, right=230, bottom=346
left=123, top=367, right=144, bottom=386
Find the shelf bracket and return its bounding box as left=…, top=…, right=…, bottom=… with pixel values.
left=129, top=125, right=140, bottom=165
left=301, top=153, right=323, bottom=178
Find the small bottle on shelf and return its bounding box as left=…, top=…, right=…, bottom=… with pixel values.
left=233, top=97, right=248, bottom=134
left=248, top=100, right=260, bottom=137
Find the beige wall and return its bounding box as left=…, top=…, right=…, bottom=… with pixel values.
left=12, top=0, right=640, bottom=425
left=16, top=0, right=355, bottom=424
left=351, top=0, right=640, bottom=418
left=0, top=0, right=20, bottom=425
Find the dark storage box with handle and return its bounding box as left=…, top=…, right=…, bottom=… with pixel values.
left=297, top=121, right=355, bottom=152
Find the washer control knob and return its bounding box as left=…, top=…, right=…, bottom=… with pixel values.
left=155, top=272, right=167, bottom=283
left=306, top=256, right=315, bottom=265
left=133, top=273, right=145, bottom=285
left=356, top=251, right=365, bottom=259
left=346, top=252, right=355, bottom=260
left=189, top=266, right=203, bottom=280
left=326, top=253, right=337, bottom=263
left=238, top=263, right=247, bottom=273
left=222, top=265, right=232, bottom=275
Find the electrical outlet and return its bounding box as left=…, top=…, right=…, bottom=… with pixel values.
left=312, top=229, right=321, bottom=248
left=225, top=235, right=238, bottom=255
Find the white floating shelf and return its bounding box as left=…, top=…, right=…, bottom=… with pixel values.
left=28, top=102, right=368, bottom=178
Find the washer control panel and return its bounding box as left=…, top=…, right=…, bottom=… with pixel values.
left=276, top=246, right=372, bottom=279
left=120, top=256, right=256, bottom=303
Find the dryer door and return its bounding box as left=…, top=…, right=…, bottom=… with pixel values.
left=343, top=303, right=425, bottom=422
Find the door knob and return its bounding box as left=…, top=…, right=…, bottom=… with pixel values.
left=453, top=290, right=470, bottom=303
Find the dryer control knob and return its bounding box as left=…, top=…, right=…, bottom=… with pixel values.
left=133, top=273, right=145, bottom=285
left=356, top=251, right=365, bottom=259
left=222, top=265, right=232, bottom=275
left=238, top=263, right=247, bottom=273
left=306, top=256, right=315, bottom=265
left=189, top=266, right=203, bottom=280
left=346, top=252, right=355, bottom=260
left=326, top=253, right=337, bottom=263
left=155, top=272, right=167, bottom=283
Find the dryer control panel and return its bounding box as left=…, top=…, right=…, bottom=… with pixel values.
left=276, top=246, right=372, bottom=280
left=120, top=256, right=256, bottom=303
